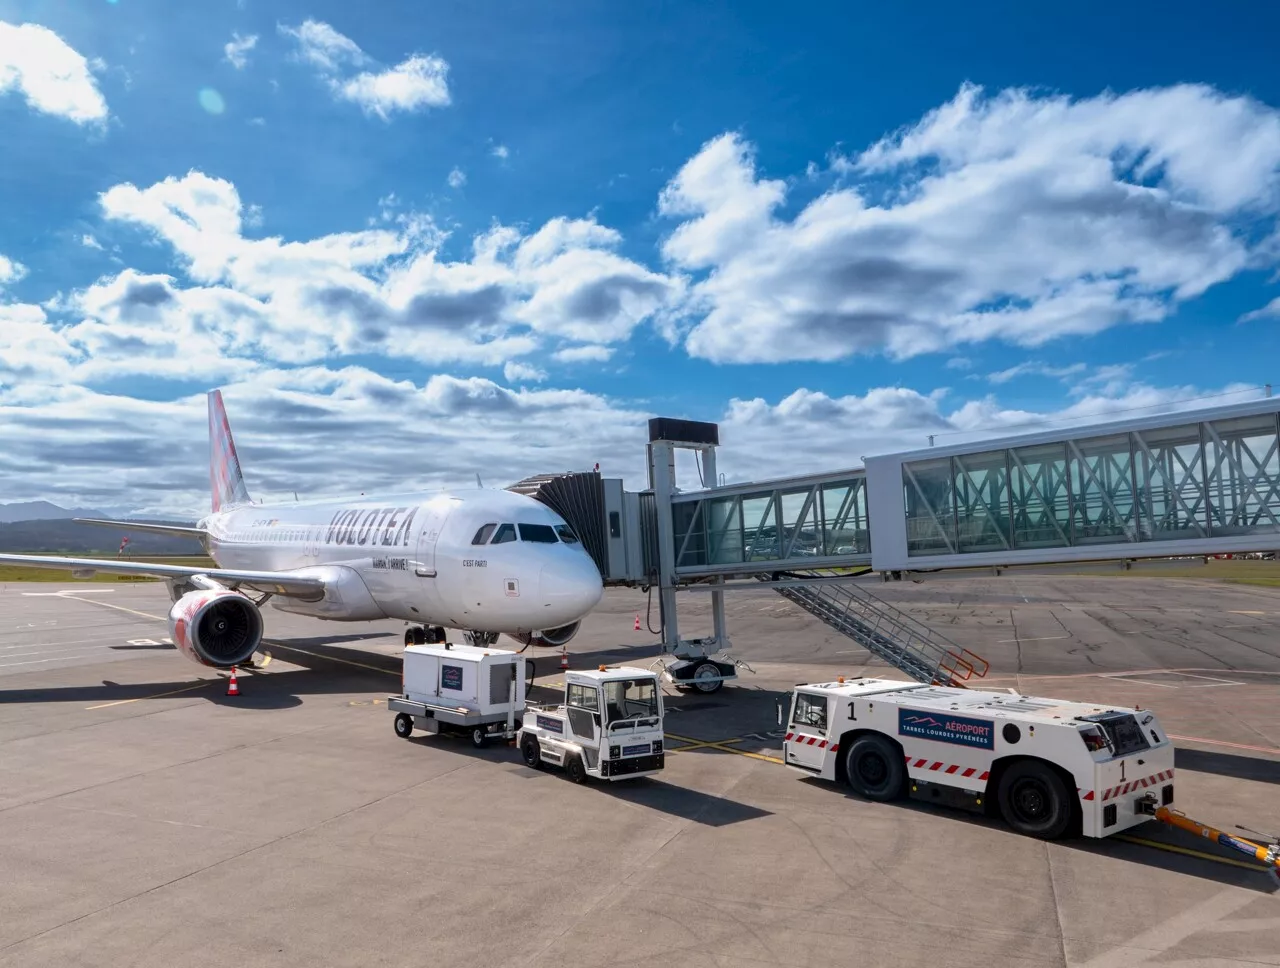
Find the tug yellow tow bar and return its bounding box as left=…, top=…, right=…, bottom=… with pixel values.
left=1138, top=796, right=1280, bottom=878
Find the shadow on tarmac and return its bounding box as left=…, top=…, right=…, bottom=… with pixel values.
left=394, top=723, right=772, bottom=827
left=1175, top=746, right=1280, bottom=785
left=797, top=776, right=1280, bottom=893
left=0, top=633, right=402, bottom=709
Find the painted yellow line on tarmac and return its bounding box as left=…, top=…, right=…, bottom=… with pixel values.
left=665, top=731, right=786, bottom=765
left=1115, top=834, right=1274, bottom=872
left=262, top=641, right=397, bottom=677
left=86, top=679, right=218, bottom=709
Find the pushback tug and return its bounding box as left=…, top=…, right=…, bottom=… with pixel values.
left=781, top=676, right=1175, bottom=840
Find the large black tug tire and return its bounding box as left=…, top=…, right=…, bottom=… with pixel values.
left=997, top=760, right=1074, bottom=840
left=520, top=735, right=541, bottom=768
left=843, top=734, right=905, bottom=802
left=394, top=713, right=414, bottom=739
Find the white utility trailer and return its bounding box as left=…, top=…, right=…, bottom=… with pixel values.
left=518, top=665, right=665, bottom=783
left=389, top=643, right=527, bottom=748
left=781, top=676, right=1175, bottom=840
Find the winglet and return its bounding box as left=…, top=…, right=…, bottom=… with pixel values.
left=208, top=390, right=251, bottom=512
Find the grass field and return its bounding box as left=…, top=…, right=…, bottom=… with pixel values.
left=1062, top=557, right=1280, bottom=588
left=4, top=554, right=1280, bottom=589
left=0, top=556, right=217, bottom=583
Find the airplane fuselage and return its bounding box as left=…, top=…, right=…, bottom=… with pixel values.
left=198, top=487, right=603, bottom=634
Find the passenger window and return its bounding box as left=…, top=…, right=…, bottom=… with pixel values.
left=518, top=523, right=558, bottom=543
left=791, top=692, right=828, bottom=731
left=490, top=523, right=516, bottom=544
left=555, top=525, right=579, bottom=544
left=472, top=523, right=496, bottom=545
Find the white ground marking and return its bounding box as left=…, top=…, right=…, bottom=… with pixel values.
left=1074, top=888, right=1261, bottom=968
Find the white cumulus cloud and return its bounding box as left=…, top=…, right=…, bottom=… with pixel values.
left=503, top=361, right=547, bottom=383
left=659, top=84, right=1280, bottom=365
left=279, top=19, right=450, bottom=120
left=0, top=253, right=27, bottom=285
left=224, top=32, right=258, bottom=69
left=0, top=20, right=108, bottom=124
left=92, top=170, right=680, bottom=368
left=553, top=345, right=614, bottom=364
left=447, top=167, right=466, bottom=189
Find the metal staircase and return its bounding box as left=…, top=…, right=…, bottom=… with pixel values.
left=767, top=571, right=990, bottom=687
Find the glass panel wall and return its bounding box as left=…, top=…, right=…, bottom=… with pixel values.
left=779, top=487, right=821, bottom=559
left=820, top=481, right=869, bottom=555
left=1205, top=415, right=1280, bottom=535
left=953, top=450, right=1011, bottom=553
left=668, top=475, right=870, bottom=570
left=1131, top=425, right=1206, bottom=540
left=741, top=493, right=779, bottom=561
left=705, top=496, right=743, bottom=565
left=903, top=412, right=1280, bottom=558
left=1069, top=433, right=1136, bottom=546
left=672, top=501, right=705, bottom=568
left=1008, top=443, right=1071, bottom=549
left=902, top=458, right=955, bottom=556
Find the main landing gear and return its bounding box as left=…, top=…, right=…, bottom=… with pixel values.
left=404, top=625, right=447, bottom=648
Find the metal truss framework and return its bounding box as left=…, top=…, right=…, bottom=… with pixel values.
left=902, top=411, right=1280, bottom=559
left=670, top=472, right=871, bottom=576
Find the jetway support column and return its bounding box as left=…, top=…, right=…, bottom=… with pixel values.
left=645, top=418, right=749, bottom=694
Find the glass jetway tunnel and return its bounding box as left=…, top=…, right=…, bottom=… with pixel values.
left=515, top=394, right=1280, bottom=695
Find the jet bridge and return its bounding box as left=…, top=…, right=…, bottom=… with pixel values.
left=523, top=395, right=1280, bottom=693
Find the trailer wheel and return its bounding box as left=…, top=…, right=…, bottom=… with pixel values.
left=689, top=662, right=723, bottom=694
left=520, top=735, right=542, bottom=769
left=844, top=734, right=904, bottom=802
left=997, top=760, right=1073, bottom=840
left=565, top=754, right=588, bottom=784
left=394, top=713, right=414, bottom=739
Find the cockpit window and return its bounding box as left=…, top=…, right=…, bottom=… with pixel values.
left=490, top=523, right=517, bottom=544
left=555, top=525, right=579, bottom=544
left=472, top=524, right=496, bottom=545
left=518, top=523, right=558, bottom=543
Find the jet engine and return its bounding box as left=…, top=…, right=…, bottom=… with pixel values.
left=168, top=588, right=263, bottom=668
left=510, top=621, right=580, bottom=648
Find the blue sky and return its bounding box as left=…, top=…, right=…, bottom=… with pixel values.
left=2, top=0, right=1280, bottom=515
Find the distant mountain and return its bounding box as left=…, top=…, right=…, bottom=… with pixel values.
left=0, top=518, right=205, bottom=555
left=0, top=501, right=107, bottom=523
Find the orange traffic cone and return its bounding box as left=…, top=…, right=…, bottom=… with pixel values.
left=633, top=614, right=641, bottom=631
left=226, top=667, right=240, bottom=697
left=560, top=649, right=569, bottom=671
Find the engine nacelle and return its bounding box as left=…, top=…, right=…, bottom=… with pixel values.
left=168, top=588, right=263, bottom=668
left=510, top=621, right=580, bottom=648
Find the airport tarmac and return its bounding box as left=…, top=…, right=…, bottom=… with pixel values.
left=1, top=575, right=1278, bottom=967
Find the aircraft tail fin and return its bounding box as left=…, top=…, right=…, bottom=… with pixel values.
left=208, top=390, right=252, bottom=512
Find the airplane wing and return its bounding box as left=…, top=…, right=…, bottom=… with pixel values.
left=72, top=517, right=208, bottom=539
left=0, top=553, right=326, bottom=601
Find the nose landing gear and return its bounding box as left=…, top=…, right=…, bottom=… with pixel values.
left=404, top=625, right=447, bottom=648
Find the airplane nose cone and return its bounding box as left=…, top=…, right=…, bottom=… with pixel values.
left=539, top=557, right=604, bottom=621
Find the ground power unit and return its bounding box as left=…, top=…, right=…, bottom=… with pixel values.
left=389, top=643, right=527, bottom=748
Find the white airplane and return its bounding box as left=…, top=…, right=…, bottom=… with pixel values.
left=0, top=390, right=604, bottom=670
